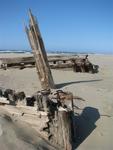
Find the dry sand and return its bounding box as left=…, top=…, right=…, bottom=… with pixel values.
left=0, top=53, right=113, bottom=150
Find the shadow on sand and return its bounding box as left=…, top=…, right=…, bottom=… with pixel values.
left=56, top=79, right=102, bottom=88
left=73, top=106, right=100, bottom=149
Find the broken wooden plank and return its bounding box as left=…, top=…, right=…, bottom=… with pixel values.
left=25, top=9, right=55, bottom=89
left=57, top=110, right=72, bottom=150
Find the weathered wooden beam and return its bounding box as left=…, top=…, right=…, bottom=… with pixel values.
left=34, top=89, right=74, bottom=150
left=50, top=62, right=73, bottom=69
left=57, top=110, right=72, bottom=150
left=0, top=55, right=78, bottom=66
left=0, top=55, right=98, bottom=73
left=26, top=9, right=55, bottom=89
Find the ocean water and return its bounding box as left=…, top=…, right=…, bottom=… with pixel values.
left=0, top=49, right=31, bottom=54
left=0, top=49, right=89, bottom=55
left=0, top=49, right=112, bottom=55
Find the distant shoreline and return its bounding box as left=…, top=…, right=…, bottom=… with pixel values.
left=0, top=50, right=112, bottom=55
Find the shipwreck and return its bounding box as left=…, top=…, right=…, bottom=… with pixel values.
left=0, top=10, right=99, bottom=150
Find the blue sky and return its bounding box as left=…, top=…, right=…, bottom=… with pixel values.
left=0, top=0, right=113, bottom=53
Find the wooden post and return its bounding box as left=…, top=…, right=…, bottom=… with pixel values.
left=48, top=109, right=73, bottom=150
left=25, top=9, right=55, bottom=89
left=57, top=110, right=72, bottom=150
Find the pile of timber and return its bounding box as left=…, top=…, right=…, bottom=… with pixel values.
left=0, top=54, right=99, bottom=73
left=0, top=88, right=78, bottom=149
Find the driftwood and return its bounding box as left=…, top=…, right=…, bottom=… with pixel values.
left=25, top=9, right=55, bottom=89
left=35, top=89, right=74, bottom=150
left=48, top=109, right=73, bottom=150
left=0, top=55, right=99, bottom=73
left=0, top=87, right=76, bottom=149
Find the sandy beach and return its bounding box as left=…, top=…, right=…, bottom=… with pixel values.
left=0, top=53, right=113, bottom=150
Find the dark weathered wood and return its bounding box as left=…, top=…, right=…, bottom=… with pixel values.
left=0, top=55, right=84, bottom=65
left=0, top=56, right=76, bottom=70
left=0, top=54, right=99, bottom=73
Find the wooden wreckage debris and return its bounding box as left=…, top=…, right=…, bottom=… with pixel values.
left=0, top=10, right=78, bottom=149
left=0, top=87, right=78, bottom=150
left=23, top=11, right=75, bottom=149
left=0, top=54, right=99, bottom=73
left=25, top=9, right=55, bottom=89
left=0, top=10, right=98, bottom=150
left=0, top=9, right=99, bottom=74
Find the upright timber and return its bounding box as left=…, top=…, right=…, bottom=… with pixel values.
left=25, top=9, right=55, bottom=89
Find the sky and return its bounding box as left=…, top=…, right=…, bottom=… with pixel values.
left=0, top=0, right=113, bottom=53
